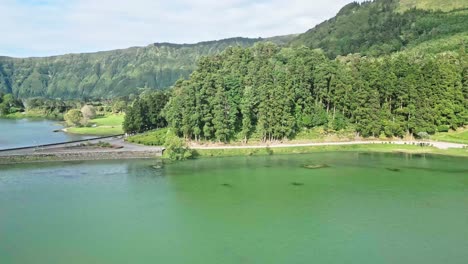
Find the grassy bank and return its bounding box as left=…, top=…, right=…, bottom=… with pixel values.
left=126, top=128, right=168, bottom=146
left=431, top=129, right=468, bottom=144
left=125, top=128, right=468, bottom=159
left=66, top=115, right=124, bottom=136
left=194, top=144, right=468, bottom=158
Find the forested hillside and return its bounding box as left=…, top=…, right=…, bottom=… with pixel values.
left=290, top=0, right=468, bottom=57
left=125, top=43, right=467, bottom=141
left=0, top=37, right=293, bottom=99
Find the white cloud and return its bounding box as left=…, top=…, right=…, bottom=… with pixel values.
left=0, top=0, right=359, bottom=57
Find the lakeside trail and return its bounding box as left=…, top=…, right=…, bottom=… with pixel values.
left=1, top=138, right=466, bottom=165
left=0, top=137, right=163, bottom=164
left=190, top=140, right=466, bottom=150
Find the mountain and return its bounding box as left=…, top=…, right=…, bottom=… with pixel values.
left=290, top=0, right=468, bottom=58
left=0, top=36, right=294, bottom=99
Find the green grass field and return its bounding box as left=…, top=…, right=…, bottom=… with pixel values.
left=431, top=129, right=468, bottom=144
left=126, top=128, right=168, bottom=145
left=66, top=115, right=124, bottom=136
left=91, top=115, right=125, bottom=126
left=66, top=126, right=124, bottom=136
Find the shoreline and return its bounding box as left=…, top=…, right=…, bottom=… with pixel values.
left=0, top=137, right=163, bottom=165
left=1, top=139, right=466, bottom=165
left=0, top=151, right=161, bottom=165
left=192, top=142, right=468, bottom=159
left=190, top=140, right=465, bottom=150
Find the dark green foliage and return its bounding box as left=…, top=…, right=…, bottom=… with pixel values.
left=64, top=109, right=83, bottom=126
left=163, top=130, right=193, bottom=161
left=25, top=97, right=83, bottom=119
left=0, top=93, right=24, bottom=115
left=290, top=0, right=468, bottom=58
left=437, top=125, right=450, bottom=132
left=164, top=43, right=467, bottom=141
left=123, top=91, right=169, bottom=134
left=331, top=113, right=348, bottom=131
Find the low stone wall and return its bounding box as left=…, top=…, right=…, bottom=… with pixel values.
left=0, top=150, right=162, bottom=165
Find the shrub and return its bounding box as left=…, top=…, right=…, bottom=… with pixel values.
left=81, top=105, right=96, bottom=120
left=64, top=109, right=83, bottom=126
left=416, top=132, right=430, bottom=139
left=437, top=125, right=450, bottom=133
left=163, top=131, right=193, bottom=161
left=331, top=113, right=348, bottom=131
left=97, top=141, right=112, bottom=148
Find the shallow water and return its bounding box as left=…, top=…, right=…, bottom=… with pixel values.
left=0, top=119, right=93, bottom=149
left=1, top=152, right=467, bottom=263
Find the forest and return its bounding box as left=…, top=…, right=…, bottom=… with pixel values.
left=124, top=42, right=467, bottom=141
left=1, top=0, right=466, bottom=100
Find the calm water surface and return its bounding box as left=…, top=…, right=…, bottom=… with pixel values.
left=0, top=119, right=94, bottom=149
left=1, top=153, right=467, bottom=263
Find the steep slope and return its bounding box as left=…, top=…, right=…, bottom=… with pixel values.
left=398, top=0, right=468, bottom=12
left=290, top=0, right=468, bottom=58
left=403, top=32, right=468, bottom=54
left=0, top=36, right=294, bottom=99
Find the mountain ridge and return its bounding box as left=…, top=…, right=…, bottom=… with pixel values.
left=1, top=35, right=298, bottom=59
left=0, top=36, right=296, bottom=98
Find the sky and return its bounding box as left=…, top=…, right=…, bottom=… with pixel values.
left=0, top=0, right=358, bottom=57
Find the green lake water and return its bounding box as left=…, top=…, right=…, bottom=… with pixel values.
left=1, top=153, right=467, bottom=263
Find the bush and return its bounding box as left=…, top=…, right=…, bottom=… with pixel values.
left=379, top=133, right=387, bottom=140
left=96, top=141, right=112, bottom=148
left=331, top=113, right=348, bottom=131
left=64, top=109, right=83, bottom=126
left=416, top=132, right=430, bottom=139
left=81, top=105, right=96, bottom=120
left=437, top=125, right=450, bottom=133
left=163, top=131, right=193, bottom=161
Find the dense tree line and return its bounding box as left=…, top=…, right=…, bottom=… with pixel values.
left=157, top=43, right=467, bottom=142
left=123, top=91, right=169, bottom=134
left=0, top=93, right=132, bottom=119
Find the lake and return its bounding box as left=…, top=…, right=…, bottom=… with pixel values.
left=1, top=153, right=467, bottom=263
left=0, top=118, right=94, bottom=150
